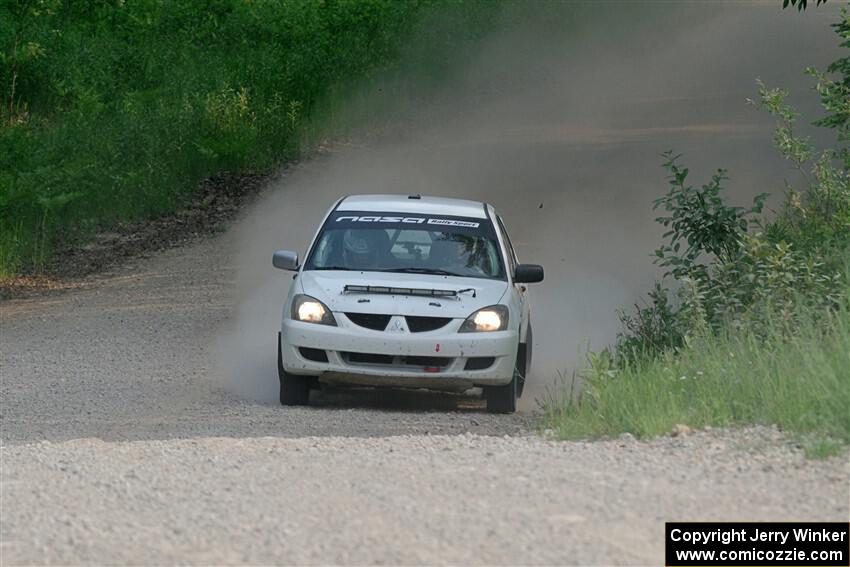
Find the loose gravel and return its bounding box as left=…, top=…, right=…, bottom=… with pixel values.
left=3, top=81, right=850, bottom=563
left=2, top=429, right=848, bottom=565
left=2, top=430, right=847, bottom=566
left=2, top=232, right=847, bottom=565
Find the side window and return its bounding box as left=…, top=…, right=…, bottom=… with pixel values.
left=311, top=232, right=333, bottom=267
left=496, top=215, right=518, bottom=272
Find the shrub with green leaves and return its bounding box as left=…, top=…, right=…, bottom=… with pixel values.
left=618, top=7, right=849, bottom=357
left=546, top=8, right=850, bottom=450
left=810, top=9, right=850, bottom=145
left=652, top=151, right=768, bottom=281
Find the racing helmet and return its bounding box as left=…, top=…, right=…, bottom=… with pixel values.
left=343, top=229, right=390, bottom=269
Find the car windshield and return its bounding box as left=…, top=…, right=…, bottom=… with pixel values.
left=304, top=211, right=506, bottom=280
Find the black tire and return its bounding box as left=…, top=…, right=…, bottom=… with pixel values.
left=484, top=372, right=517, bottom=413
left=278, top=333, right=310, bottom=406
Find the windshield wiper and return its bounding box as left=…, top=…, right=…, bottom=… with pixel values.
left=377, top=267, right=464, bottom=277
left=312, top=266, right=352, bottom=271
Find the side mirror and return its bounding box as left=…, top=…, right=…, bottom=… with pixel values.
left=514, top=264, right=544, bottom=284
left=272, top=250, right=299, bottom=271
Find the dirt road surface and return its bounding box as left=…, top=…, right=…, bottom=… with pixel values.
left=3, top=6, right=849, bottom=565
left=2, top=187, right=847, bottom=566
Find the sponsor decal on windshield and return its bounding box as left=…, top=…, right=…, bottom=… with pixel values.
left=335, top=215, right=480, bottom=228
left=426, top=218, right=480, bottom=228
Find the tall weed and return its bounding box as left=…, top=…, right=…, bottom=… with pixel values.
left=545, top=303, right=850, bottom=454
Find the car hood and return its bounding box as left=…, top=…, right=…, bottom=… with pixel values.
left=298, top=270, right=509, bottom=318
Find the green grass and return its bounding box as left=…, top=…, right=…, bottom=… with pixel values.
left=0, top=1, right=668, bottom=278
left=542, top=306, right=850, bottom=457
left=0, top=0, right=512, bottom=277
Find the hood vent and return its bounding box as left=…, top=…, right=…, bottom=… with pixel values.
left=346, top=313, right=391, bottom=331
left=406, top=316, right=452, bottom=333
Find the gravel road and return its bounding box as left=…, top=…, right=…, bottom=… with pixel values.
left=0, top=234, right=530, bottom=445
left=2, top=206, right=847, bottom=566
left=2, top=430, right=846, bottom=566
left=3, top=7, right=849, bottom=564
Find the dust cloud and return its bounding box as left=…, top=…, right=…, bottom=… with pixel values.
left=214, top=2, right=841, bottom=409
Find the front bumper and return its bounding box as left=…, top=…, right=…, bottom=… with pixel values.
left=280, top=316, right=518, bottom=389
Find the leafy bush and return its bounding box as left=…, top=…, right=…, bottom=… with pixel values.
left=617, top=31, right=849, bottom=359
left=546, top=8, right=850, bottom=451
left=615, top=153, right=771, bottom=360
left=810, top=9, right=850, bottom=142
left=652, top=151, right=768, bottom=281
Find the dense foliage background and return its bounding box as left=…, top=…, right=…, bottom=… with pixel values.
left=0, top=0, right=502, bottom=275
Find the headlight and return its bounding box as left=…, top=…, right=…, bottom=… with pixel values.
left=459, top=305, right=509, bottom=332
left=291, top=294, right=337, bottom=326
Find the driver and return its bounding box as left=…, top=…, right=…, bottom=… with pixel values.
left=342, top=229, right=390, bottom=270
left=429, top=238, right=486, bottom=275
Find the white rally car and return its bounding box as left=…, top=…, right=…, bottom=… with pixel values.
left=272, top=194, right=543, bottom=413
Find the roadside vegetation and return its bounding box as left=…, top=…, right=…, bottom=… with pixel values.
left=544, top=8, right=850, bottom=457
left=0, top=0, right=504, bottom=277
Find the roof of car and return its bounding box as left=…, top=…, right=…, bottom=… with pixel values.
left=337, top=194, right=489, bottom=219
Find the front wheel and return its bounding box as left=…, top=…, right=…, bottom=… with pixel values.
left=278, top=334, right=310, bottom=406
left=484, top=373, right=517, bottom=413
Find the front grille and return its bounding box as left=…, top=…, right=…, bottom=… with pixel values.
left=345, top=352, right=394, bottom=365
left=405, top=356, right=451, bottom=368
left=464, top=356, right=495, bottom=370
left=405, top=316, right=453, bottom=333
left=346, top=313, right=391, bottom=331
left=342, top=352, right=453, bottom=369
left=299, top=347, right=329, bottom=363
